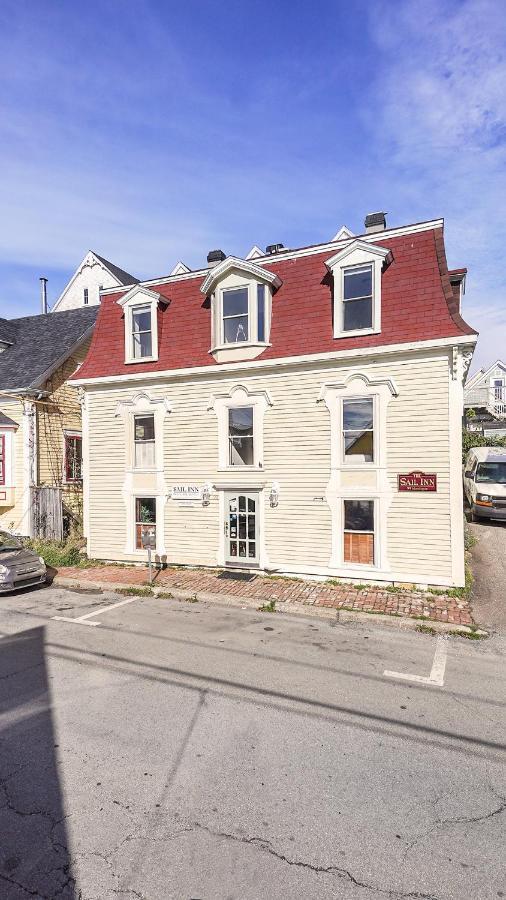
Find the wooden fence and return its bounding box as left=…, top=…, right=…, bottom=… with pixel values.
left=31, top=487, right=63, bottom=540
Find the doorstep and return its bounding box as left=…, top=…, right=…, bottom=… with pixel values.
left=51, top=565, right=482, bottom=636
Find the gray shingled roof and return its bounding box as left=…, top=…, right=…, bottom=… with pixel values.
left=92, top=253, right=139, bottom=286
left=0, top=317, right=17, bottom=345
left=0, top=306, right=98, bottom=391
left=0, top=411, right=18, bottom=428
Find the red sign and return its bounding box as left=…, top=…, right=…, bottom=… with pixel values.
left=398, top=471, right=437, bottom=492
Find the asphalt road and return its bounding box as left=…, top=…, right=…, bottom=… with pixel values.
left=0, top=585, right=505, bottom=900
left=469, top=519, right=506, bottom=631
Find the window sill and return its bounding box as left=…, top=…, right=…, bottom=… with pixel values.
left=333, top=328, right=380, bottom=339
left=210, top=343, right=271, bottom=364
left=217, top=466, right=262, bottom=473
left=124, top=355, right=159, bottom=365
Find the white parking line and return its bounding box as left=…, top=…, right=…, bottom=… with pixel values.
left=384, top=635, right=448, bottom=687
left=52, top=596, right=138, bottom=627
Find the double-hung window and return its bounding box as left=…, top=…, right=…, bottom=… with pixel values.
left=229, top=407, right=254, bottom=466
left=64, top=434, right=82, bottom=482
left=222, top=288, right=249, bottom=344
left=342, top=398, right=374, bottom=463
left=132, top=306, right=153, bottom=359
left=83, top=288, right=89, bottom=306
left=135, top=497, right=156, bottom=549
left=344, top=500, right=375, bottom=565
left=342, top=265, right=373, bottom=331
left=134, top=415, right=155, bottom=469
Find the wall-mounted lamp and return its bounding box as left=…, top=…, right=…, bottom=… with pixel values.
left=269, top=482, right=280, bottom=508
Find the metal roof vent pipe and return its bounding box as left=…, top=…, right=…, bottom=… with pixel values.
left=364, top=212, right=387, bottom=234
left=207, top=250, right=226, bottom=268
left=39, top=276, right=48, bottom=314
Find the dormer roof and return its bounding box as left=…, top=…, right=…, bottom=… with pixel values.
left=200, top=256, right=282, bottom=295
left=325, top=238, right=392, bottom=270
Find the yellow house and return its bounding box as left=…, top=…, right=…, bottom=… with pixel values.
left=0, top=307, right=97, bottom=537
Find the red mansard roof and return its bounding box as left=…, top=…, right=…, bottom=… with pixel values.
left=74, top=225, right=477, bottom=381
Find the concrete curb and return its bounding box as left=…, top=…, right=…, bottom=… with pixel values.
left=52, top=575, right=488, bottom=638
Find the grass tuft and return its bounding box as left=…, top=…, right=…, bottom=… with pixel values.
left=258, top=599, right=276, bottom=613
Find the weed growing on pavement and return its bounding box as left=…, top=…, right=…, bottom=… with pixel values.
left=185, top=594, right=199, bottom=603
left=385, top=585, right=404, bottom=593
left=448, top=629, right=485, bottom=640
left=156, top=591, right=174, bottom=599
left=116, top=587, right=154, bottom=597
left=259, top=599, right=276, bottom=612
left=415, top=624, right=438, bottom=635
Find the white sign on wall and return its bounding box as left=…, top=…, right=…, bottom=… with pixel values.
left=171, top=485, right=203, bottom=502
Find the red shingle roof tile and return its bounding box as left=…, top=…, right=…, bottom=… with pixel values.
left=74, top=226, right=477, bottom=381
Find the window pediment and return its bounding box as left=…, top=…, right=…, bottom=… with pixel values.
left=200, top=256, right=282, bottom=296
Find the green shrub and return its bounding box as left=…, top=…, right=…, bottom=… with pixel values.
left=27, top=539, right=82, bottom=568
left=462, top=429, right=506, bottom=464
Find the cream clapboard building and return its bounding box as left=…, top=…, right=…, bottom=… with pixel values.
left=72, top=214, right=477, bottom=588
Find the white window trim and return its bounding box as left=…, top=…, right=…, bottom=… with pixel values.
left=325, top=239, right=391, bottom=339
left=115, top=392, right=171, bottom=556
left=342, top=497, right=377, bottom=568
left=216, top=486, right=269, bottom=570
left=208, top=384, right=273, bottom=472
left=319, top=372, right=398, bottom=572
left=117, top=285, right=161, bottom=364
left=210, top=274, right=273, bottom=361
left=131, top=493, right=164, bottom=556
left=115, top=392, right=171, bottom=473
left=341, top=395, right=376, bottom=467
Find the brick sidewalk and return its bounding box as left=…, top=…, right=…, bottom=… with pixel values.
left=56, top=564, right=474, bottom=626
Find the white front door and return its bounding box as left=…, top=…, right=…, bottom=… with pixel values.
left=225, top=492, right=259, bottom=565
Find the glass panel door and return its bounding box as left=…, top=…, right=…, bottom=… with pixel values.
left=225, top=492, right=259, bottom=564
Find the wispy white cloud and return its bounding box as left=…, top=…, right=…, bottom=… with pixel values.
left=367, top=0, right=506, bottom=369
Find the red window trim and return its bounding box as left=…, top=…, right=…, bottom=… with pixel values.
left=0, top=435, right=5, bottom=486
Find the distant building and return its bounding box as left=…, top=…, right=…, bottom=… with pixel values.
left=51, top=251, right=138, bottom=312
left=464, top=361, right=506, bottom=438
left=0, top=307, right=98, bottom=537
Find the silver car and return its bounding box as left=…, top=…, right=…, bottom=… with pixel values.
left=0, top=531, right=47, bottom=593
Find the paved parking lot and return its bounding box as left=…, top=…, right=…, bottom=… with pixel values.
left=0, top=585, right=505, bottom=899
left=469, top=519, right=506, bottom=631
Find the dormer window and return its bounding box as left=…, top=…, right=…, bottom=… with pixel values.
left=200, top=256, right=282, bottom=364
left=223, top=287, right=249, bottom=343
left=132, top=305, right=152, bottom=359
left=117, top=285, right=161, bottom=364
left=326, top=239, right=392, bottom=339
left=343, top=265, right=373, bottom=331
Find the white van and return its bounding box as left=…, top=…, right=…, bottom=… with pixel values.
left=463, top=446, right=506, bottom=521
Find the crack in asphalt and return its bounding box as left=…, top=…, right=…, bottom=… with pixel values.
left=403, top=795, right=506, bottom=857
left=176, top=821, right=441, bottom=899
left=0, top=777, right=77, bottom=899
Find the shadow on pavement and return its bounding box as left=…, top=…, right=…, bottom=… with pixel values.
left=0, top=627, right=76, bottom=898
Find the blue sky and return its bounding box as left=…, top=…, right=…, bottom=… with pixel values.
left=0, top=0, right=504, bottom=372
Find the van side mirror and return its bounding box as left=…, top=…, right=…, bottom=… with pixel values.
left=464, top=470, right=473, bottom=479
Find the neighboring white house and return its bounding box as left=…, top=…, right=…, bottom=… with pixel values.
left=464, top=360, right=506, bottom=437
left=51, top=251, right=138, bottom=312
